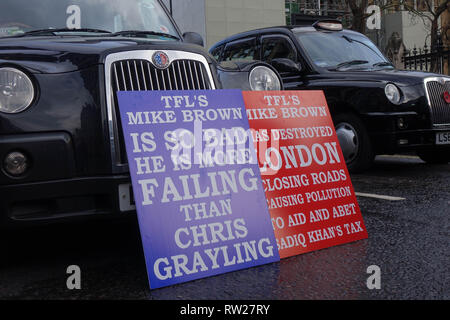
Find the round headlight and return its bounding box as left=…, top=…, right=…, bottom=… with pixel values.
left=249, top=66, right=281, bottom=91
left=0, top=67, right=35, bottom=114
left=385, top=83, right=401, bottom=105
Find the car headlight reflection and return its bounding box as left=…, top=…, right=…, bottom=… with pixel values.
left=249, top=66, right=281, bottom=91
left=385, top=83, right=401, bottom=105
left=0, top=67, right=35, bottom=114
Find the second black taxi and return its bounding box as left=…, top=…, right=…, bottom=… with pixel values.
left=210, top=20, right=450, bottom=172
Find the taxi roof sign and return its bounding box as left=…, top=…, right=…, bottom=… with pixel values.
left=313, top=20, right=343, bottom=31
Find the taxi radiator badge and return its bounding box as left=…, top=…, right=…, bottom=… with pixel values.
left=444, top=91, right=450, bottom=104
left=152, top=51, right=170, bottom=69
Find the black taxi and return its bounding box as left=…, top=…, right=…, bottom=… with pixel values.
left=0, top=0, right=282, bottom=227
left=210, top=20, right=450, bottom=172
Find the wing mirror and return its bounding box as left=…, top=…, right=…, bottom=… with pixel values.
left=271, top=58, right=302, bottom=73
left=183, top=32, right=204, bottom=47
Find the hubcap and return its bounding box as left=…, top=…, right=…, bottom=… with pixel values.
left=336, top=122, right=359, bottom=164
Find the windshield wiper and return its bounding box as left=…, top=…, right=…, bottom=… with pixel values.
left=331, top=60, right=369, bottom=71
left=372, top=61, right=394, bottom=69
left=13, top=28, right=112, bottom=37
left=342, top=35, right=386, bottom=61
left=110, top=30, right=180, bottom=40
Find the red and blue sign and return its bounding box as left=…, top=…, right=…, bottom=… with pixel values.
left=243, top=91, right=368, bottom=258
left=117, top=90, right=279, bottom=289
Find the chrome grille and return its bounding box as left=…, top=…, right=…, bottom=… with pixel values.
left=425, top=77, right=450, bottom=126
left=111, top=59, right=212, bottom=92
left=105, top=50, right=216, bottom=173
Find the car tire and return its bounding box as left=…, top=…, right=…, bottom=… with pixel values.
left=333, top=113, right=375, bottom=173
left=417, top=148, right=450, bottom=164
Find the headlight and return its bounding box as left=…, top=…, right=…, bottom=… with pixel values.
left=0, top=67, right=35, bottom=114
left=385, top=83, right=401, bottom=105
left=249, top=66, right=281, bottom=91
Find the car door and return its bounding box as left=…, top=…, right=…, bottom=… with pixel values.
left=260, top=34, right=305, bottom=89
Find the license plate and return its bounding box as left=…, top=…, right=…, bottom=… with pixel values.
left=436, top=132, right=450, bottom=145
left=118, top=184, right=136, bottom=212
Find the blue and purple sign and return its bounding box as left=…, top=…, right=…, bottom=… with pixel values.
left=117, top=89, right=279, bottom=289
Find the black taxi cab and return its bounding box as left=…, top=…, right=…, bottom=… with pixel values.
left=210, top=20, right=450, bottom=173
left=0, top=0, right=282, bottom=227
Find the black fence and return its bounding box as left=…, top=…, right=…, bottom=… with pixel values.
left=402, top=44, right=450, bottom=75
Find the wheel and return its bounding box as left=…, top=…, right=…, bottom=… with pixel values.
left=417, top=148, right=450, bottom=164
left=334, top=113, right=375, bottom=173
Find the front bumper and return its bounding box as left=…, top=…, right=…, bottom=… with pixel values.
left=372, top=128, right=450, bottom=153
left=365, top=112, right=450, bottom=153
left=0, top=175, right=133, bottom=228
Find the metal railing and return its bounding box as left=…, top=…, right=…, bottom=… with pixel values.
left=402, top=43, right=450, bottom=75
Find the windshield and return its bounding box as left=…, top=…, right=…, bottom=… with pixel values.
left=0, top=0, right=179, bottom=40
left=296, top=31, right=390, bottom=70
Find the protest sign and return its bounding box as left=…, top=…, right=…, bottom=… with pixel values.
left=117, top=89, right=279, bottom=289
left=242, top=90, right=368, bottom=259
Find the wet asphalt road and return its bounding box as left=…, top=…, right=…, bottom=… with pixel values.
left=0, top=155, right=448, bottom=300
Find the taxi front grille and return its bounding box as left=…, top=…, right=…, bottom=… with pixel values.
left=105, top=51, right=215, bottom=173
left=425, top=78, right=450, bottom=126
left=111, top=59, right=212, bottom=92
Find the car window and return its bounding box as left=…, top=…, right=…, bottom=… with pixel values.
left=262, top=36, right=297, bottom=62
left=222, top=38, right=256, bottom=62
left=295, top=31, right=388, bottom=69
left=0, top=0, right=179, bottom=39
left=210, top=45, right=223, bottom=61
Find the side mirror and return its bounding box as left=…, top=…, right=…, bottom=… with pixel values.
left=271, top=58, right=302, bottom=73
left=183, top=32, right=204, bottom=47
